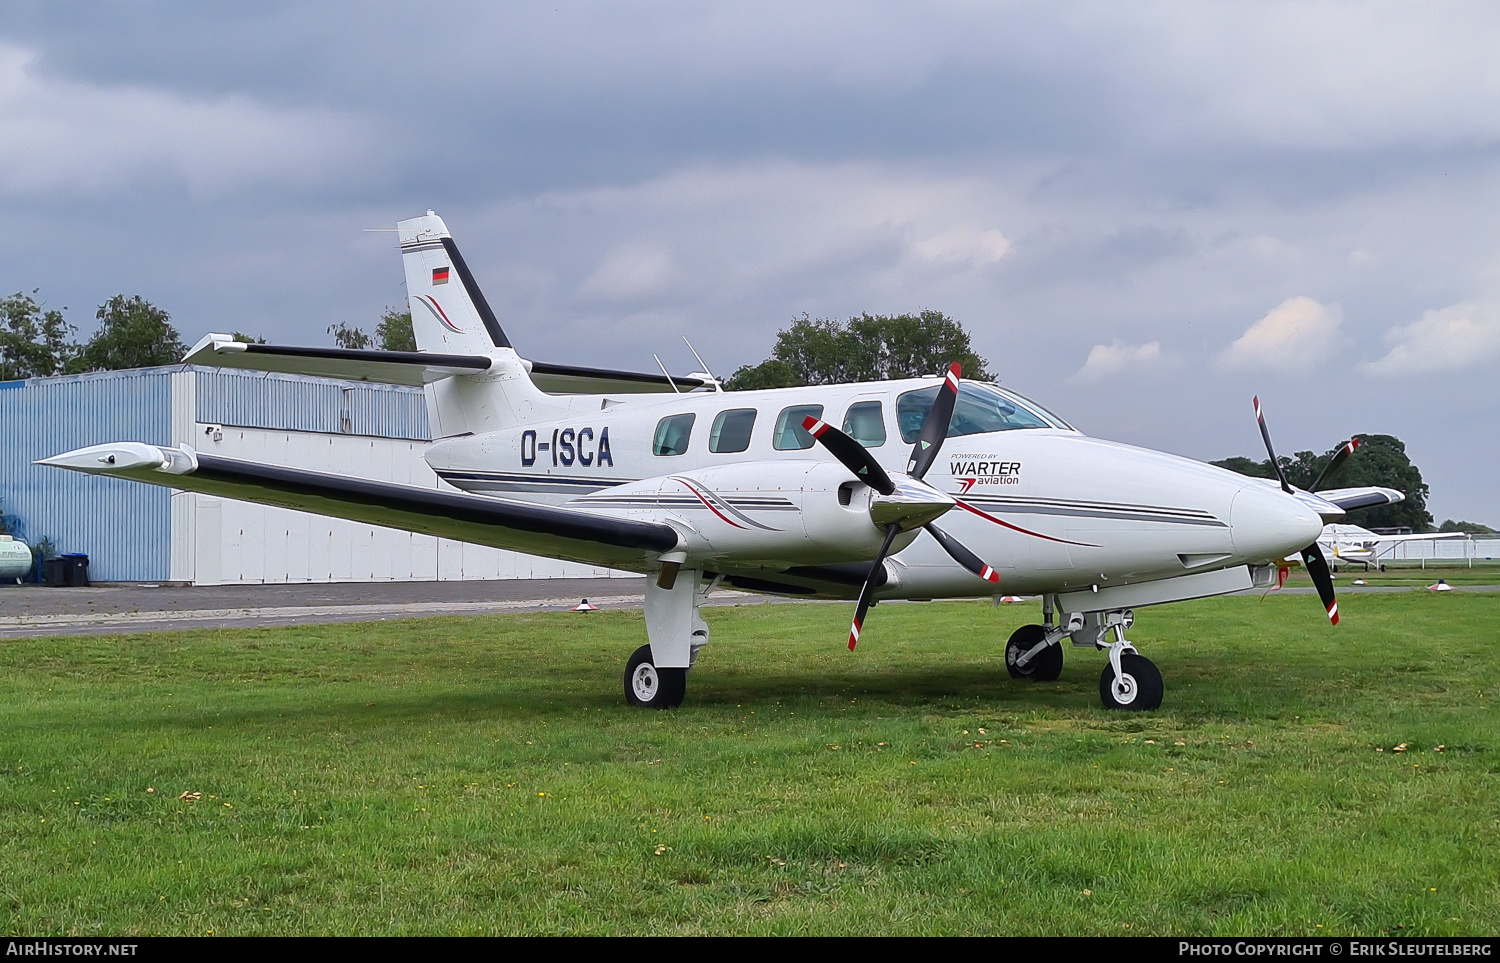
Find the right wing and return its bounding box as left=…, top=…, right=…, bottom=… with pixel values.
left=37, top=443, right=681, bottom=572
left=1316, top=486, right=1405, bottom=513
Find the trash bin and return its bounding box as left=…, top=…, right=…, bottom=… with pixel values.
left=44, top=554, right=89, bottom=587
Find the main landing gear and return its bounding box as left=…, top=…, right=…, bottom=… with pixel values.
left=623, top=566, right=711, bottom=709
left=1006, top=598, right=1164, bottom=711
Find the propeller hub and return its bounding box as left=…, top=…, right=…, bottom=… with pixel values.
left=869, top=477, right=956, bottom=532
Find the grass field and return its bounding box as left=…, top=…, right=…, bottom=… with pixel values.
left=1, top=590, right=1496, bottom=936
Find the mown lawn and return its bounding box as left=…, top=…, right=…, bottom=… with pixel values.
left=0, top=590, right=1495, bottom=936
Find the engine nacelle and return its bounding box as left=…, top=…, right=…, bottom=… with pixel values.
left=570, top=460, right=913, bottom=566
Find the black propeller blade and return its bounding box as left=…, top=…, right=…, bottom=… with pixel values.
left=1301, top=540, right=1340, bottom=625
left=848, top=524, right=901, bottom=650
left=906, top=363, right=962, bottom=480
left=802, top=416, right=895, bottom=496
left=1308, top=437, right=1360, bottom=493
left=925, top=522, right=1000, bottom=585
left=1252, top=395, right=1294, bottom=494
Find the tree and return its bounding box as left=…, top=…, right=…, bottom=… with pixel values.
left=327, top=322, right=372, bottom=350
left=231, top=331, right=267, bottom=344
left=0, top=291, right=76, bottom=380
left=724, top=311, right=994, bottom=390
left=72, top=295, right=185, bottom=372
left=1211, top=433, right=1433, bottom=532
left=1439, top=519, right=1496, bottom=535
left=375, top=307, right=415, bottom=352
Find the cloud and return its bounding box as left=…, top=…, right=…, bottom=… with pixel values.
left=1359, top=301, right=1500, bottom=376
left=578, top=242, right=676, bottom=301
left=1218, top=296, right=1342, bottom=372
left=0, top=43, right=374, bottom=198
left=1070, top=340, right=1163, bottom=382
left=910, top=226, right=1011, bottom=266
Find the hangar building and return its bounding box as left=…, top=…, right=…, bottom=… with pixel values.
left=0, top=365, right=627, bottom=584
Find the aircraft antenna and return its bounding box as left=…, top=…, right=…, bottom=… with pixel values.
left=682, top=337, right=723, bottom=392
left=653, top=354, right=681, bottom=394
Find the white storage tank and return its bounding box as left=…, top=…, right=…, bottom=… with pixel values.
left=0, top=535, right=32, bottom=582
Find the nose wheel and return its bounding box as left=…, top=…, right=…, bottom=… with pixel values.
left=1099, top=651, right=1162, bottom=711
left=624, top=644, right=687, bottom=709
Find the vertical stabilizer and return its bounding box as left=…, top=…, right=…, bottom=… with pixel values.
left=399, top=211, right=512, bottom=353
left=397, top=211, right=559, bottom=439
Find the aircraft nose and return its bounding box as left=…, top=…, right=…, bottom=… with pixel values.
left=1229, top=483, right=1324, bottom=562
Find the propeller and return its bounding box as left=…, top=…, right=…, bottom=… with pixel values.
left=1251, top=396, right=1340, bottom=625
left=804, top=363, right=1002, bottom=650
left=1308, top=437, right=1359, bottom=493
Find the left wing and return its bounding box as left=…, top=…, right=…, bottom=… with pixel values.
left=37, top=443, right=681, bottom=571
left=1316, top=486, right=1404, bottom=513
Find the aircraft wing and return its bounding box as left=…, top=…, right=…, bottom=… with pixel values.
left=36, top=443, right=681, bottom=571
left=1315, top=486, right=1405, bottom=512
left=184, top=334, right=706, bottom=393
left=1371, top=532, right=1470, bottom=544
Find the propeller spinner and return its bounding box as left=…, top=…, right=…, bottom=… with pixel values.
left=804, top=363, right=1002, bottom=650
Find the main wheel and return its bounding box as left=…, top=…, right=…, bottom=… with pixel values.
left=1005, top=624, right=1063, bottom=681
left=624, top=644, right=687, bottom=709
left=1099, top=653, right=1163, bottom=711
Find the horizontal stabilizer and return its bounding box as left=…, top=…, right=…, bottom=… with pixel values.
left=37, top=443, right=680, bottom=570
left=184, top=334, right=490, bottom=386
left=1317, top=486, right=1405, bottom=513
left=184, top=334, right=707, bottom=394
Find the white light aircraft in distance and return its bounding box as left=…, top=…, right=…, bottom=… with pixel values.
left=40, top=212, right=1402, bottom=712
left=1320, top=525, right=1466, bottom=571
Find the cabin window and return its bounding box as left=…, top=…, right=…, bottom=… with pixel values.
left=773, top=404, right=824, bottom=450
left=709, top=408, right=757, bottom=453
left=652, top=413, right=696, bottom=456
left=896, top=382, right=1055, bottom=442
left=841, top=401, right=886, bottom=448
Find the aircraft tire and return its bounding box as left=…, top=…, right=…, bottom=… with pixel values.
left=1005, top=624, right=1063, bottom=681
left=624, top=644, right=686, bottom=709
left=1099, top=654, right=1163, bottom=711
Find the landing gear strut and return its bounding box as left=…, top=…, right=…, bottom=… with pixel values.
left=1005, top=624, right=1064, bottom=681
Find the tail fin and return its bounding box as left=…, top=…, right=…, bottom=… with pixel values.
left=399, top=211, right=512, bottom=354
left=397, top=211, right=561, bottom=439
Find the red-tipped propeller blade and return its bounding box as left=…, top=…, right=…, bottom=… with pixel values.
left=1308, top=437, right=1360, bottom=492
left=802, top=416, right=896, bottom=496
left=906, top=363, right=962, bottom=481
left=848, top=523, right=902, bottom=650
left=924, top=523, right=1000, bottom=585
left=1301, top=541, right=1340, bottom=625
left=1252, top=395, right=1294, bottom=495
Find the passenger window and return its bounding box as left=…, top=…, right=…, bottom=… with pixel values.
left=709, top=408, right=757, bottom=453
left=773, top=404, right=823, bottom=450
left=841, top=401, right=886, bottom=448
left=652, top=413, right=696, bottom=456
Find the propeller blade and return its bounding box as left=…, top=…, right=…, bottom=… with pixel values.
left=907, top=363, right=962, bottom=480
left=1301, top=540, right=1339, bottom=625
left=848, top=523, right=902, bottom=650
left=1252, top=395, right=1294, bottom=494
left=925, top=523, right=1001, bottom=585
left=802, top=416, right=896, bottom=496
left=1308, top=437, right=1360, bottom=492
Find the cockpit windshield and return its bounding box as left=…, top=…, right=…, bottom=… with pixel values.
left=896, top=382, right=1072, bottom=443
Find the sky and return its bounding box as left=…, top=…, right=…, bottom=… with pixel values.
left=2, top=2, right=1497, bottom=523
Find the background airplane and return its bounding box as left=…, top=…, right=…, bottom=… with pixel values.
left=42, top=212, right=1371, bottom=713
left=1320, top=524, right=1467, bottom=571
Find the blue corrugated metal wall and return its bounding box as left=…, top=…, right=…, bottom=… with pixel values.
left=196, top=369, right=429, bottom=441
left=0, top=369, right=173, bottom=581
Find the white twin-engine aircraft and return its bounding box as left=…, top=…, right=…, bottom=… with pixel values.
left=40, top=211, right=1403, bottom=712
